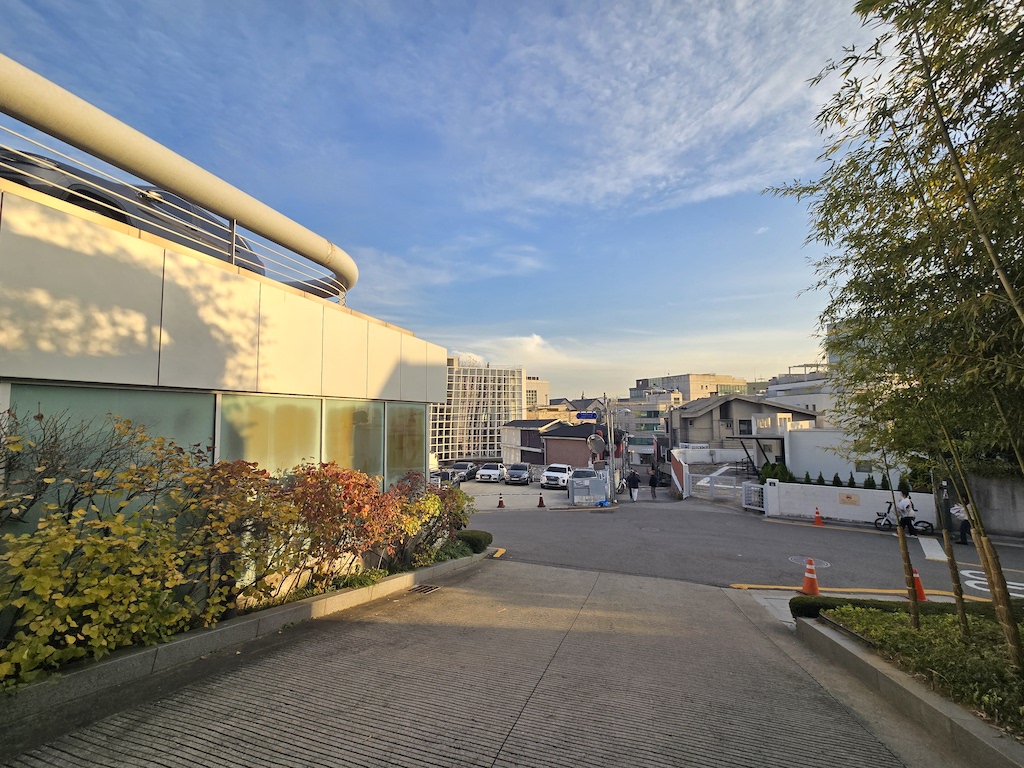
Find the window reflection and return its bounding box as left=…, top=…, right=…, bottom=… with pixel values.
left=220, top=394, right=320, bottom=474
left=324, top=399, right=384, bottom=481
left=385, top=403, right=426, bottom=488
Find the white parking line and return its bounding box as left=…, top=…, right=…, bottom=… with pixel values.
left=918, top=536, right=947, bottom=561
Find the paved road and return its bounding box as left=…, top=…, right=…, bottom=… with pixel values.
left=5, top=559, right=950, bottom=767
left=466, top=481, right=1024, bottom=601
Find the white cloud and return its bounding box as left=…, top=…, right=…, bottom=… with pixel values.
left=755, top=227, right=769, bottom=235
left=436, top=327, right=825, bottom=397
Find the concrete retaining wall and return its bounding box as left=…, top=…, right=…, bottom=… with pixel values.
left=763, top=479, right=936, bottom=526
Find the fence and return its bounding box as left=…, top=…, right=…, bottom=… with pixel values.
left=742, top=482, right=765, bottom=512
left=686, top=473, right=740, bottom=501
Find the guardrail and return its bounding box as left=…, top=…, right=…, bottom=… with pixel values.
left=0, top=52, right=355, bottom=300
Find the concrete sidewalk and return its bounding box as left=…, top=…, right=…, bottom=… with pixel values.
left=3, top=559, right=968, bottom=767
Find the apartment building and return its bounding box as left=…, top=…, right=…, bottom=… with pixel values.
left=430, top=358, right=525, bottom=462
left=630, top=374, right=747, bottom=402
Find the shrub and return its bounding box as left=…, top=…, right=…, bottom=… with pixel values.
left=823, top=606, right=1024, bottom=738
left=880, top=474, right=891, bottom=491
left=803, top=471, right=812, bottom=484
left=863, top=475, right=877, bottom=489
left=775, top=462, right=795, bottom=483
left=847, top=472, right=857, bottom=488
left=897, top=474, right=911, bottom=493
left=433, top=539, right=473, bottom=562
left=759, top=462, right=775, bottom=484
left=832, top=473, right=844, bottom=487
left=457, top=530, right=493, bottom=553
left=816, top=472, right=826, bottom=485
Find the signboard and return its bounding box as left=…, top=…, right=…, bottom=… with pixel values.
left=839, top=493, right=860, bottom=506
left=577, top=411, right=598, bottom=420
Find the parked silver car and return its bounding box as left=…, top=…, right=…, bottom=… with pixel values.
left=476, top=463, right=506, bottom=483
left=0, top=147, right=264, bottom=274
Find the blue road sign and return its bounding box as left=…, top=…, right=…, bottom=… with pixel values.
left=577, top=411, right=598, bottom=420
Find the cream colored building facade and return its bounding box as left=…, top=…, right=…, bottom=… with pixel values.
left=0, top=182, right=446, bottom=486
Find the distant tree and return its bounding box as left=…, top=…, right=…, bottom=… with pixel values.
left=816, top=472, right=826, bottom=485
left=863, top=475, right=877, bottom=490
left=847, top=472, right=857, bottom=488
left=880, top=474, right=891, bottom=491
left=804, top=471, right=812, bottom=484
left=898, top=475, right=911, bottom=494
left=832, top=473, right=844, bottom=487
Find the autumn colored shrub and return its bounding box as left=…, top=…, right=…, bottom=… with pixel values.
left=0, top=412, right=476, bottom=690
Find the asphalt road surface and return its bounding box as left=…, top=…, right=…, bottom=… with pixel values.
left=464, top=480, right=1024, bottom=601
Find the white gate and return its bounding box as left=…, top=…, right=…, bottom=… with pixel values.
left=742, top=482, right=765, bottom=512
left=687, top=473, right=739, bottom=500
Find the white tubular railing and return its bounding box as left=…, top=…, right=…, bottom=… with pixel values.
left=0, top=52, right=357, bottom=292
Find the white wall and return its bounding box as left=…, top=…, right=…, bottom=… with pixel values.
left=784, top=428, right=902, bottom=485
left=762, top=479, right=935, bottom=526
left=0, top=189, right=446, bottom=403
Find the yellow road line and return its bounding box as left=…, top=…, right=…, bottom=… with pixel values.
left=960, top=560, right=1024, bottom=574
left=730, top=584, right=989, bottom=601
left=763, top=519, right=890, bottom=534
left=491, top=548, right=506, bottom=558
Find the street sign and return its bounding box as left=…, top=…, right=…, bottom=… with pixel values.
left=577, top=411, right=597, bottom=420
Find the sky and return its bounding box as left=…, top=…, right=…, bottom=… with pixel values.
left=0, top=1, right=874, bottom=398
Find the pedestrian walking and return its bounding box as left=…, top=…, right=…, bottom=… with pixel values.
left=626, top=470, right=640, bottom=502
left=951, top=502, right=972, bottom=545
left=648, top=469, right=658, bottom=500
left=896, top=490, right=917, bottom=537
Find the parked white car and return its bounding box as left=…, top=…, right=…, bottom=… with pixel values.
left=541, top=463, right=573, bottom=489
left=476, top=462, right=506, bottom=482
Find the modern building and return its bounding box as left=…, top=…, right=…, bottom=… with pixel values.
left=430, top=358, right=525, bottom=463
left=666, top=395, right=819, bottom=466
left=0, top=56, right=445, bottom=490
left=616, top=390, right=683, bottom=465
left=764, top=364, right=835, bottom=422
left=630, top=374, right=748, bottom=402
left=525, top=376, right=550, bottom=412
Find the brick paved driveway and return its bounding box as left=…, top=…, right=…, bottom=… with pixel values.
left=4, top=558, right=911, bottom=767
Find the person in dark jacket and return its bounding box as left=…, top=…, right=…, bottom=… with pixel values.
left=648, top=470, right=658, bottom=499
left=626, top=470, right=641, bottom=502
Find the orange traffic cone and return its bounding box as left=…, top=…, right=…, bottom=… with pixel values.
left=538, top=494, right=545, bottom=508
left=813, top=507, right=825, bottom=526
left=497, top=494, right=505, bottom=509
left=800, top=558, right=819, bottom=596
left=912, top=568, right=928, bottom=602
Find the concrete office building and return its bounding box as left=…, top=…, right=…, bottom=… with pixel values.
left=0, top=56, right=445, bottom=488
left=430, top=358, right=525, bottom=463
left=630, top=374, right=747, bottom=402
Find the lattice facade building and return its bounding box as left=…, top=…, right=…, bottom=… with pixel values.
left=431, top=358, right=525, bottom=463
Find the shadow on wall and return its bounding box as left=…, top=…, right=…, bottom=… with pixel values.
left=0, top=191, right=244, bottom=390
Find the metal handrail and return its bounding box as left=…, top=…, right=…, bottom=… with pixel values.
left=0, top=132, right=346, bottom=302
left=0, top=52, right=358, bottom=292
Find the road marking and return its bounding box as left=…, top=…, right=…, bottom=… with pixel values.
left=918, top=536, right=946, bottom=561
left=959, top=560, right=1024, bottom=575
left=491, top=548, right=506, bottom=558
left=764, top=519, right=891, bottom=535
left=961, top=569, right=1024, bottom=599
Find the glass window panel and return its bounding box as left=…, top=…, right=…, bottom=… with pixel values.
left=9, top=383, right=215, bottom=450
left=385, top=403, right=426, bottom=488
left=220, top=394, right=321, bottom=474
left=324, top=399, right=384, bottom=480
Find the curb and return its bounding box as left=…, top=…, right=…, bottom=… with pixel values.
left=2, top=551, right=490, bottom=754
left=796, top=617, right=1024, bottom=768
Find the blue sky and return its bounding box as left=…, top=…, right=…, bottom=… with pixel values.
left=0, top=1, right=871, bottom=397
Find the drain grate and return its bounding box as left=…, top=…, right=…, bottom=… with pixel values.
left=409, top=584, right=441, bottom=594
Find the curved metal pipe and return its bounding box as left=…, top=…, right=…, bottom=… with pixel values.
left=0, top=53, right=358, bottom=291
